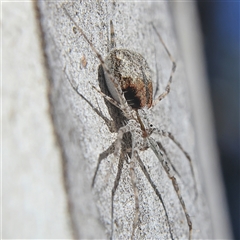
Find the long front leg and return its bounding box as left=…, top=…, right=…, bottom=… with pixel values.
left=110, top=120, right=137, bottom=239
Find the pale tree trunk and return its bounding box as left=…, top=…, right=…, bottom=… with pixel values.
left=3, top=1, right=231, bottom=239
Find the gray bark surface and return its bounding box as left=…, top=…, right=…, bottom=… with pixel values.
left=3, top=0, right=233, bottom=239
left=37, top=1, right=213, bottom=239
left=2, top=0, right=232, bottom=239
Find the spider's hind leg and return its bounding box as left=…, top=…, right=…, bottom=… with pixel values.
left=129, top=150, right=140, bottom=240
left=92, top=141, right=116, bottom=188
left=110, top=120, right=139, bottom=239
left=149, top=137, right=192, bottom=240
left=157, top=129, right=198, bottom=199
left=156, top=141, right=181, bottom=180
left=135, top=152, right=174, bottom=240
left=110, top=153, right=125, bottom=240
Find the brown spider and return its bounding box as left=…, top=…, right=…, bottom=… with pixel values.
left=63, top=6, right=196, bottom=240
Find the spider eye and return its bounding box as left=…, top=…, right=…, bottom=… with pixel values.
left=150, top=124, right=153, bottom=128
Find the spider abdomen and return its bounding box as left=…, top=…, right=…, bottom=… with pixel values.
left=104, top=49, right=153, bottom=109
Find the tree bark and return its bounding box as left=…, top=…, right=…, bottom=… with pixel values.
left=3, top=0, right=231, bottom=239
left=37, top=1, right=213, bottom=239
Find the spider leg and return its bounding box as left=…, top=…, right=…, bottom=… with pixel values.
left=114, top=120, right=138, bottom=158
left=91, top=84, right=121, bottom=109
left=135, top=152, right=174, bottom=240
left=65, top=72, right=115, bottom=132
left=109, top=120, right=137, bottom=239
left=110, top=20, right=116, bottom=50
left=129, top=150, right=139, bottom=240
left=157, top=129, right=197, bottom=199
left=63, top=6, right=105, bottom=64
left=112, top=120, right=144, bottom=239
left=149, top=137, right=192, bottom=240
left=110, top=153, right=125, bottom=240
left=92, top=124, right=133, bottom=239
left=156, top=141, right=181, bottom=180
left=153, top=44, right=160, bottom=99
left=92, top=141, right=116, bottom=188
left=63, top=7, right=131, bottom=115
left=151, top=23, right=176, bottom=107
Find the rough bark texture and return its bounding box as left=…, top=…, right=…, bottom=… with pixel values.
left=3, top=0, right=231, bottom=239
left=37, top=1, right=212, bottom=239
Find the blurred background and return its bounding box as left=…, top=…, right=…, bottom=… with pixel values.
left=197, top=2, right=239, bottom=239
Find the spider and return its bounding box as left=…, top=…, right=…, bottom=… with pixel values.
left=63, top=6, right=196, bottom=240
